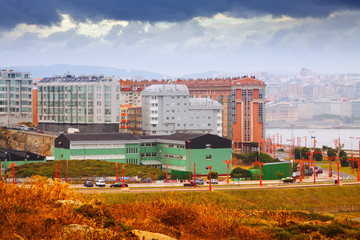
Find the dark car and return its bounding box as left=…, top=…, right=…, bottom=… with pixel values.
left=315, top=166, right=323, bottom=174
left=110, top=182, right=128, bottom=188
left=84, top=181, right=93, bottom=187
left=29, top=127, right=37, bottom=131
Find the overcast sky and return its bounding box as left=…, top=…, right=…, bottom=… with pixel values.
left=0, top=0, right=359, bottom=76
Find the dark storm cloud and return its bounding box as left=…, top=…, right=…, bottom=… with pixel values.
left=1, top=0, right=360, bottom=29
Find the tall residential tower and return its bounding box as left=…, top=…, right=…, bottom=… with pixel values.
left=0, top=69, right=33, bottom=127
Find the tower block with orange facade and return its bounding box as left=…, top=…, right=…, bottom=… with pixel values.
left=231, top=77, right=266, bottom=152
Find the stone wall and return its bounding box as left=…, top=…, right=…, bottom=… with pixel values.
left=0, top=129, right=57, bottom=157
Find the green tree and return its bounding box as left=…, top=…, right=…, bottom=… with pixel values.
left=231, top=167, right=250, bottom=178
left=313, top=148, right=323, bottom=161
left=339, top=150, right=349, bottom=167
left=293, top=147, right=310, bottom=160
left=327, top=149, right=337, bottom=158
left=207, top=171, right=218, bottom=180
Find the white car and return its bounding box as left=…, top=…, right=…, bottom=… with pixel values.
left=206, top=179, right=219, bottom=184
left=19, top=125, right=29, bottom=131
left=95, top=180, right=106, bottom=187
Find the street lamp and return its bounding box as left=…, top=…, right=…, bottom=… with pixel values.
left=224, top=160, right=234, bottom=184
left=58, top=142, right=62, bottom=180
left=208, top=165, right=212, bottom=191
left=187, top=140, right=192, bottom=183
left=115, top=162, right=118, bottom=183
left=122, top=164, right=125, bottom=189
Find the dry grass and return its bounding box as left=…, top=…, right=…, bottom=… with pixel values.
left=1, top=177, right=360, bottom=239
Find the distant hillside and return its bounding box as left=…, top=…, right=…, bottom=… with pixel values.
left=3, top=64, right=164, bottom=80
left=2, top=64, right=246, bottom=80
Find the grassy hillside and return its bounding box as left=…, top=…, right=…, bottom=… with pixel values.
left=6, top=160, right=165, bottom=180
left=1, top=178, right=360, bottom=240
left=105, top=185, right=360, bottom=213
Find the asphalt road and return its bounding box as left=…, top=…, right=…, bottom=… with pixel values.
left=72, top=173, right=360, bottom=194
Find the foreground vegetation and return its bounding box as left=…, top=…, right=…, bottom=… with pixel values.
left=1, top=177, right=360, bottom=239
left=7, top=160, right=165, bottom=180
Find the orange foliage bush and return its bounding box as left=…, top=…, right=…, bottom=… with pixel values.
left=1, top=177, right=360, bottom=240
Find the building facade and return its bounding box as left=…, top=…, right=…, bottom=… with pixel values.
left=128, top=106, right=142, bottom=135
left=120, top=81, right=142, bottom=107
left=53, top=132, right=232, bottom=176
left=119, top=105, right=133, bottom=133
left=0, top=69, right=33, bottom=127
left=141, top=84, right=223, bottom=136
left=184, top=76, right=266, bottom=151
left=37, top=74, right=120, bottom=133
left=231, top=77, right=266, bottom=152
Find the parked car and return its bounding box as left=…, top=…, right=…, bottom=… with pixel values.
left=36, top=129, right=44, bottom=133
left=19, top=125, right=29, bottom=131
left=83, top=181, right=93, bottom=187
left=196, top=179, right=204, bottom=185
left=190, top=179, right=204, bottom=185
left=29, top=127, right=37, bottom=131
left=110, top=182, right=128, bottom=188
left=315, top=166, right=323, bottom=174
left=206, top=179, right=219, bottom=184
left=281, top=177, right=296, bottom=183
left=95, top=180, right=106, bottom=187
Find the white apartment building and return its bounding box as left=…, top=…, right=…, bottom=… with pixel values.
left=142, top=84, right=223, bottom=136
left=37, top=74, right=120, bottom=133
left=0, top=69, right=33, bottom=127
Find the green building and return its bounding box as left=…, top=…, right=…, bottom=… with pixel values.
left=54, top=133, right=232, bottom=176
left=0, top=149, right=46, bottom=175
left=249, top=162, right=292, bottom=180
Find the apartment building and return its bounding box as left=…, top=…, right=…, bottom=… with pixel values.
left=141, top=84, right=223, bottom=136
left=184, top=76, right=266, bottom=152
left=119, top=105, right=133, bottom=133
left=120, top=80, right=142, bottom=107
left=37, top=74, right=120, bottom=133
left=0, top=69, right=33, bottom=127
left=128, top=106, right=142, bottom=135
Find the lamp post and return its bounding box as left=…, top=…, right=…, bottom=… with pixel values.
left=188, top=140, right=192, bottom=183
left=115, top=162, right=118, bottom=183
left=193, top=162, right=196, bottom=188
left=208, top=165, right=212, bottom=191
left=311, top=150, right=322, bottom=184
left=258, top=162, right=264, bottom=187
left=166, top=158, right=168, bottom=183
left=326, top=156, right=337, bottom=178
left=58, top=142, right=62, bottom=180
left=122, top=164, right=125, bottom=189
left=335, top=161, right=340, bottom=185
left=9, top=163, right=15, bottom=185
left=224, top=160, right=234, bottom=184
left=355, top=158, right=360, bottom=182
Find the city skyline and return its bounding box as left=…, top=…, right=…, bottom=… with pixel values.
left=0, top=1, right=360, bottom=76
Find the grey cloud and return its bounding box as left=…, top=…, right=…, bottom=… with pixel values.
left=1, top=0, right=360, bottom=29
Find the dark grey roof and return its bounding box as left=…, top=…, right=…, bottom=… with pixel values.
left=61, top=133, right=138, bottom=142
left=161, top=133, right=206, bottom=141
left=136, top=135, right=167, bottom=140
left=39, top=75, right=104, bottom=83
